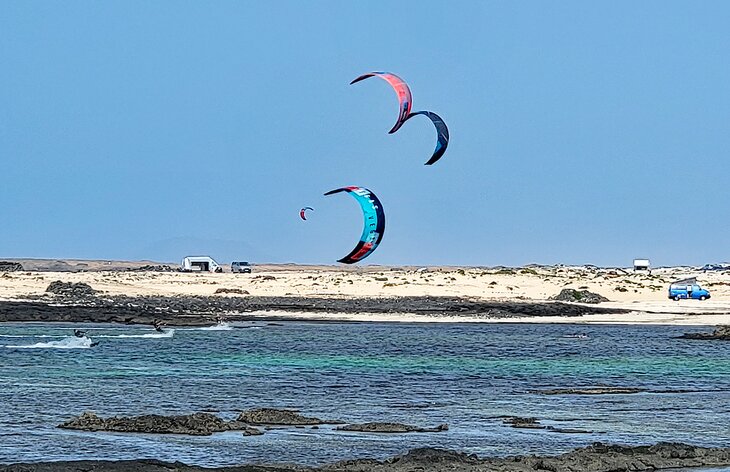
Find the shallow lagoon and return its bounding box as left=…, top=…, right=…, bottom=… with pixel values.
left=1, top=321, right=728, bottom=467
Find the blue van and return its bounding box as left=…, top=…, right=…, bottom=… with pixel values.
left=668, top=279, right=711, bottom=301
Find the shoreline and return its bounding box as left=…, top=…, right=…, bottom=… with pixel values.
left=0, top=295, right=632, bottom=327
left=1, top=295, right=729, bottom=326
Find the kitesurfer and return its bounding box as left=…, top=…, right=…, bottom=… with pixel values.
left=152, top=319, right=164, bottom=332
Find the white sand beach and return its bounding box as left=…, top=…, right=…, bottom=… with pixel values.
left=2, top=263, right=729, bottom=325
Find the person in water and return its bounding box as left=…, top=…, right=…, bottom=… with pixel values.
left=152, top=319, right=164, bottom=332
left=73, top=329, right=86, bottom=338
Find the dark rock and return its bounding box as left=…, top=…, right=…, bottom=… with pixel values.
left=533, top=387, right=644, bottom=395
left=45, top=281, right=96, bottom=297
left=237, top=408, right=341, bottom=426
left=253, top=275, right=277, bottom=281
left=127, top=265, right=175, bottom=272
left=502, top=417, right=545, bottom=429
left=3, top=442, right=730, bottom=471
left=0, top=295, right=630, bottom=326
left=336, top=422, right=448, bottom=433
left=0, top=261, right=23, bottom=272
left=545, top=425, right=594, bottom=434
left=59, top=411, right=261, bottom=437
left=502, top=417, right=593, bottom=434
left=503, top=442, right=730, bottom=472
left=241, top=426, right=264, bottom=436
left=679, top=325, right=730, bottom=340
left=214, top=288, right=250, bottom=295
left=550, top=288, right=609, bottom=304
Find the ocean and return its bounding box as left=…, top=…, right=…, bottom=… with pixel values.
left=0, top=320, right=728, bottom=467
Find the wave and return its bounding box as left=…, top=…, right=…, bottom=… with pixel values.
left=198, top=322, right=233, bottom=331
left=94, top=329, right=175, bottom=339
left=0, top=335, right=66, bottom=338
left=5, top=337, right=93, bottom=349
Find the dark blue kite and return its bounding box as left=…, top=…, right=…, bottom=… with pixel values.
left=404, top=110, right=449, bottom=165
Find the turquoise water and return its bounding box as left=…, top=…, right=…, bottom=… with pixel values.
left=0, top=321, right=729, bottom=467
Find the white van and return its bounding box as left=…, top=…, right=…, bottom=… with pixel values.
left=181, top=256, right=222, bottom=273
left=633, top=259, right=651, bottom=273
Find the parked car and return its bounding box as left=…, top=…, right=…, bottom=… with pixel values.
left=668, top=278, right=711, bottom=301
left=231, top=261, right=252, bottom=273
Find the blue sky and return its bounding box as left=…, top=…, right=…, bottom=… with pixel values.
left=1, top=1, right=728, bottom=266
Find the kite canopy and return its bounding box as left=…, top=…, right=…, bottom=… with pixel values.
left=324, top=186, right=385, bottom=264
left=300, top=207, right=314, bottom=221
left=350, top=72, right=412, bottom=134
left=405, top=111, right=449, bottom=165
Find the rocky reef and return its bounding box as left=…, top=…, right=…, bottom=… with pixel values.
left=236, top=408, right=341, bottom=426
left=3, top=442, right=730, bottom=472
left=501, top=417, right=592, bottom=434
left=58, top=412, right=262, bottom=436
left=336, top=422, right=448, bottom=433
left=0, top=294, right=629, bottom=326
left=679, top=325, right=730, bottom=340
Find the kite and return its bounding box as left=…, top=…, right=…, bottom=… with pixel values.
left=404, top=111, right=449, bottom=165
left=350, top=72, right=412, bottom=134
left=300, top=207, right=314, bottom=221
left=324, top=186, right=385, bottom=264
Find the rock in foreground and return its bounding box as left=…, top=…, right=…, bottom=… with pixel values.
left=550, top=288, right=609, bottom=304
left=59, top=412, right=261, bottom=436
left=336, top=422, right=448, bottom=433
left=5, top=442, right=729, bottom=472
left=330, top=442, right=730, bottom=472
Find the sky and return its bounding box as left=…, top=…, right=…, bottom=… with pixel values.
left=1, top=1, right=729, bottom=267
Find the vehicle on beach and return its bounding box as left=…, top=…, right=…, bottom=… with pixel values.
left=181, top=256, right=223, bottom=273
left=668, top=278, right=710, bottom=301
left=231, top=261, right=252, bottom=273
left=633, top=258, right=651, bottom=273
